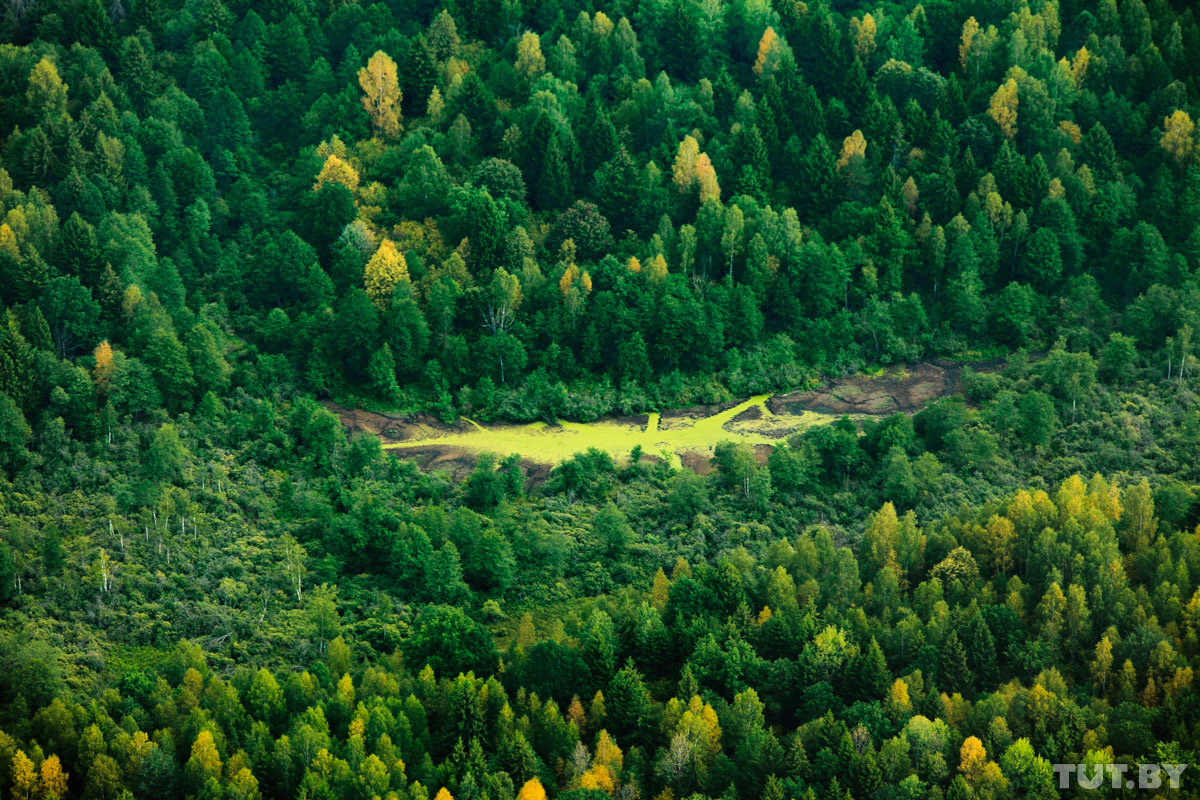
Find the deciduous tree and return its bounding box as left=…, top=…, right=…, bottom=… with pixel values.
left=359, top=51, right=402, bottom=138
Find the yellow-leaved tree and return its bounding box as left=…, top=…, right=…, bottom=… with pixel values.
left=695, top=153, right=720, bottom=202
left=93, top=340, right=114, bottom=393
left=988, top=79, right=1019, bottom=139
left=850, top=14, right=877, bottom=59
left=651, top=567, right=669, bottom=609
left=516, top=778, right=547, bottom=800
left=959, top=17, right=979, bottom=69
left=27, top=57, right=68, bottom=120
left=672, top=135, right=700, bottom=190
left=358, top=50, right=402, bottom=138
left=1072, top=46, right=1091, bottom=85
left=753, top=27, right=787, bottom=77
left=1162, top=110, right=1196, bottom=165
left=515, top=32, right=546, bottom=78
left=185, top=730, right=222, bottom=790
left=646, top=253, right=668, bottom=283
left=959, top=735, right=1008, bottom=793
left=11, top=750, right=36, bottom=800
left=959, top=736, right=988, bottom=781
left=40, top=755, right=69, bottom=800
left=314, top=153, right=360, bottom=192
left=364, top=239, right=409, bottom=309
left=836, top=130, right=867, bottom=171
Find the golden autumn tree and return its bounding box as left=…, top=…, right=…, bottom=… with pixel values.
left=1162, top=110, right=1196, bottom=165
left=626, top=256, right=641, bottom=274
left=0, top=223, right=17, bottom=258
left=850, top=14, right=877, bottom=59
left=988, top=78, right=1019, bottom=139
left=567, top=695, right=586, bottom=731
left=695, top=153, right=720, bottom=202
left=885, top=678, right=911, bottom=717
left=358, top=50, right=402, bottom=138
left=93, top=340, right=114, bottom=392
left=646, top=253, right=668, bottom=283
left=10, top=750, right=36, bottom=800
left=516, top=778, right=547, bottom=800
left=672, top=135, right=700, bottom=190
left=185, top=730, right=223, bottom=790
left=959, top=736, right=988, bottom=781
left=837, top=130, right=866, bottom=169
left=651, top=567, right=669, bottom=609
left=1072, top=46, right=1091, bottom=85
left=40, top=755, right=69, bottom=800
left=594, top=729, right=623, bottom=773
left=559, top=259, right=592, bottom=316
left=433, top=789, right=455, bottom=800
left=314, top=153, right=360, bottom=192
left=959, top=18, right=997, bottom=79
left=515, top=32, right=546, bottom=78
left=579, top=765, right=615, bottom=794
left=959, top=17, right=979, bottom=69
left=581, top=730, right=623, bottom=792
left=364, top=239, right=409, bottom=308
left=753, top=27, right=785, bottom=77
left=1058, top=120, right=1082, bottom=145
left=836, top=130, right=867, bottom=188
left=560, top=262, right=581, bottom=296
left=959, top=736, right=1007, bottom=793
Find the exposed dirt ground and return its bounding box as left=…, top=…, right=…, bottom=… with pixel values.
left=326, top=359, right=999, bottom=478
left=767, top=358, right=1001, bottom=417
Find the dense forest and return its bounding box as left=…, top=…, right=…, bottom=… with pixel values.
left=3, top=0, right=1200, bottom=798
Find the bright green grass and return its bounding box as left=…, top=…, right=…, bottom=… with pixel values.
left=383, top=395, right=845, bottom=468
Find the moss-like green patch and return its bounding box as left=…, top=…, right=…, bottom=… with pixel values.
left=383, top=394, right=846, bottom=468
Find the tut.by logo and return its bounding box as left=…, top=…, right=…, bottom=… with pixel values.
left=1053, top=763, right=1188, bottom=790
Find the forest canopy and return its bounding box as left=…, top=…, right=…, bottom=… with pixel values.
left=3, top=0, right=1200, bottom=799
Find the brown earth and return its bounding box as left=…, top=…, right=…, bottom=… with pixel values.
left=659, top=399, right=741, bottom=429
left=729, top=405, right=764, bottom=423
left=327, top=404, right=471, bottom=443
left=767, top=358, right=1003, bottom=417
left=680, top=444, right=772, bottom=475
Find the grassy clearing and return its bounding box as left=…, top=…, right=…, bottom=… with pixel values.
left=383, top=394, right=846, bottom=467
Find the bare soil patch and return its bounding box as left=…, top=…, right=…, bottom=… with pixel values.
left=660, top=399, right=740, bottom=428
left=323, top=403, right=468, bottom=444
left=729, top=405, right=763, bottom=423
left=679, top=451, right=714, bottom=474
left=769, top=359, right=981, bottom=417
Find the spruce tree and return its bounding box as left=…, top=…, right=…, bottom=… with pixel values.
left=799, top=135, right=838, bottom=218
left=402, top=38, right=437, bottom=117
left=537, top=135, right=573, bottom=211
left=857, top=636, right=894, bottom=700
left=939, top=630, right=973, bottom=695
